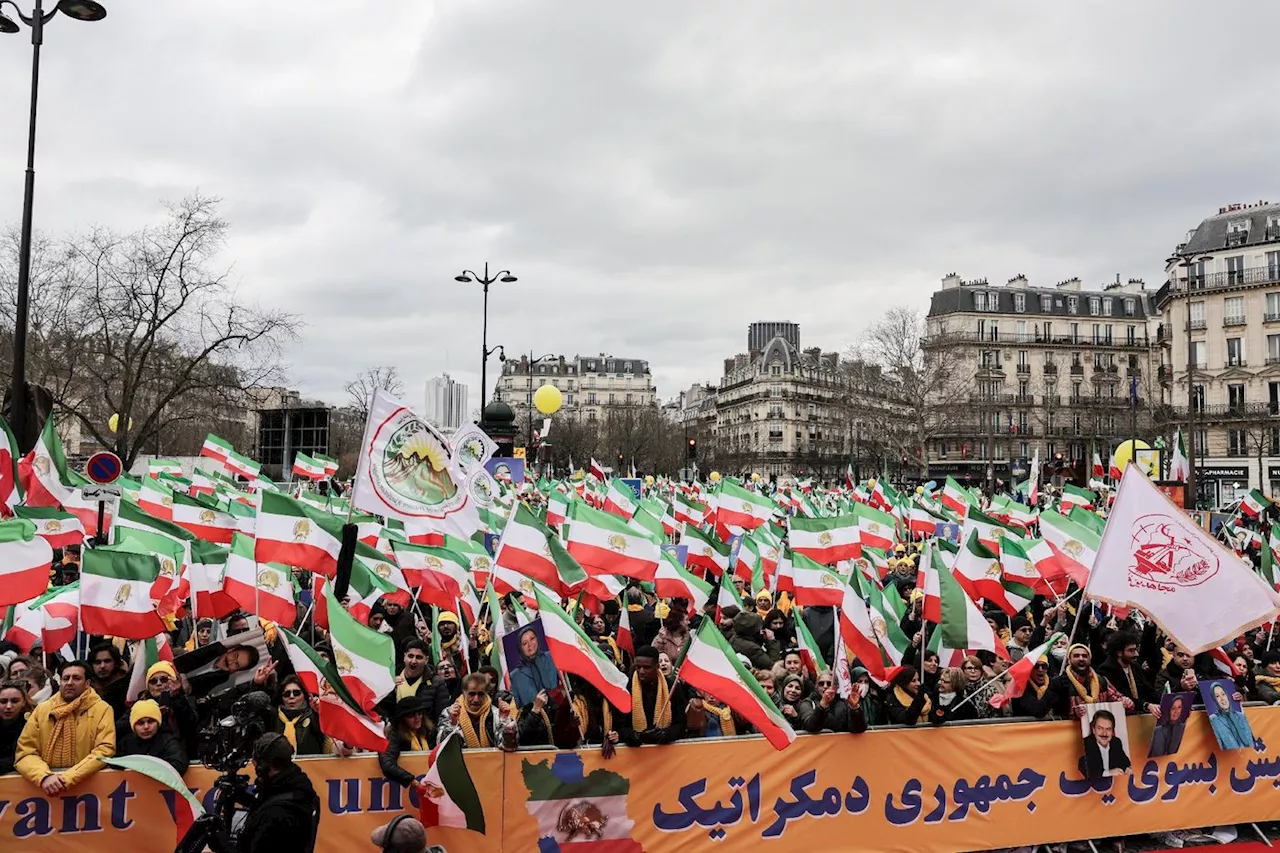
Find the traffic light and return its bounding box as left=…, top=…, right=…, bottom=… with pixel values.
left=687, top=437, right=697, bottom=459
left=617, top=451, right=624, bottom=468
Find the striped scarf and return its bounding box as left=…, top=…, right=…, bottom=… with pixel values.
left=1066, top=667, right=1102, bottom=703
left=458, top=700, right=493, bottom=749
left=47, top=689, right=96, bottom=769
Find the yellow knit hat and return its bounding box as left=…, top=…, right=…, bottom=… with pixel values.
left=146, top=661, right=177, bottom=682
left=130, top=699, right=162, bottom=728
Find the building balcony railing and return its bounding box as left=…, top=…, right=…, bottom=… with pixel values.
left=1267, top=355, right=1280, bottom=365
left=1043, top=363, right=1058, bottom=374
left=1168, top=403, right=1280, bottom=420
left=1224, top=315, right=1248, bottom=327
left=1225, top=360, right=1248, bottom=368
left=1158, top=365, right=1172, bottom=383
left=1127, top=367, right=1142, bottom=377
left=1177, top=265, right=1280, bottom=295
left=1266, top=312, right=1280, bottom=323
left=1016, top=364, right=1030, bottom=374
left=1069, top=365, right=1085, bottom=375
left=967, top=393, right=1016, bottom=405
left=923, top=331, right=1151, bottom=348
left=1189, top=319, right=1207, bottom=330
left=1268, top=226, right=1280, bottom=241
left=1156, top=324, right=1169, bottom=343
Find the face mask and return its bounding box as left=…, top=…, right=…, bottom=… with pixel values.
left=858, top=683, right=870, bottom=698
left=1051, top=647, right=1067, bottom=660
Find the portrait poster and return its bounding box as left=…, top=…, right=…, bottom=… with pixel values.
left=173, top=625, right=268, bottom=702
left=1199, top=677, right=1255, bottom=750
left=1148, top=691, right=1195, bottom=758
left=503, top=617, right=560, bottom=708
left=1079, top=701, right=1132, bottom=779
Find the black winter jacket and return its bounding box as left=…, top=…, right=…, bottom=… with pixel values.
left=117, top=729, right=189, bottom=775
left=241, top=763, right=319, bottom=853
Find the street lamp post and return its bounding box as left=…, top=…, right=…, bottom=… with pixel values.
left=1, top=0, right=108, bottom=450
left=526, top=352, right=556, bottom=472
left=455, top=263, right=516, bottom=413
left=1169, top=252, right=1213, bottom=509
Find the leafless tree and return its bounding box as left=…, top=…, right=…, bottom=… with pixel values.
left=0, top=195, right=299, bottom=466
left=850, top=306, right=970, bottom=478
left=345, top=366, right=405, bottom=423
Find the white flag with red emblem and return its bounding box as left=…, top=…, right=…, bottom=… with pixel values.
left=1087, top=466, right=1280, bottom=654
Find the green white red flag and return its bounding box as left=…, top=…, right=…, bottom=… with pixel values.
left=533, top=586, right=631, bottom=711
left=80, top=545, right=166, bottom=640
left=789, top=513, right=861, bottom=564
left=279, top=627, right=389, bottom=752
left=938, top=557, right=1010, bottom=661
left=101, top=755, right=205, bottom=846
left=391, top=541, right=471, bottom=611
left=0, top=518, right=53, bottom=607
left=679, top=523, right=730, bottom=577
left=418, top=730, right=486, bottom=834
left=0, top=415, right=22, bottom=515
left=223, top=532, right=297, bottom=625
left=989, top=633, right=1064, bottom=710
left=187, top=539, right=240, bottom=619
left=15, top=505, right=85, bottom=550
left=200, top=434, right=234, bottom=464
left=292, top=452, right=327, bottom=481
left=492, top=502, right=586, bottom=595
left=169, top=491, right=236, bottom=544
left=565, top=499, right=661, bottom=581
left=676, top=619, right=796, bottom=750
left=652, top=547, right=713, bottom=612
left=715, top=479, right=773, bottom=531
left=124, top=633, right=174, bottom=707
left=255, top=491, right=344, bottom=577
left=855, top=503, right=895, bottom=552
left=323, top=587, right=396, bottom=712
left=1038, top=510, right=1099, bottom=586
left=788, top=551, right=847, bottom=607
left=794, top=613, right=829, bottom=678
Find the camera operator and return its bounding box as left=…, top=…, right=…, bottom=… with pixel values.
left=240, top=732, right=319, bottom=853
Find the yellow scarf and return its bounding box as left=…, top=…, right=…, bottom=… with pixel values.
left=47, top=688, right=96, bottom=769
left=1028, top=678, right=1049, bottom=700
left=278, top=709, right=302, bottom=751
left=703, top=700, right=736, bottom=736
left=1160, top=647, right=1173, bottom=671
left=458, top=699, right=493, bottom=749
left=573, top=695, right=613, bottom=740
left=1119, top=665, right=1139, bottom=700
left=1256, top=674, right=1280, bottom=690
left=517, top=707, right=552, bottom=738
left=631, top=672, right=671, bottom=732
left=396, top=675, right=422, bottom=702
left=402, top=730, right=429, bottom=752
left=1066, top=667, right=1102, bottom=703
left=894, top=685, right=931, bottom=718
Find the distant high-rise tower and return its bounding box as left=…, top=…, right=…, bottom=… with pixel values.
left=425, top=374, right=469, bottom=430
left=748, top=321, right=800, bottom=353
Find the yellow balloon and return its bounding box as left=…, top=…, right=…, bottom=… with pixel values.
left=533, top=384, right=563, bottom=415
left=1113, top=439, right=1154, bottom=474
left=709, top=471, right=722, bottom=483
left=915, top=486, right=925, bottom=495
left=751, top=473, right=761, bottom=483
left=644, top=475, right=655, bottom=486
left=108, top=413, right=132, bottom=433
left=867, top=478, right=877, bottom=490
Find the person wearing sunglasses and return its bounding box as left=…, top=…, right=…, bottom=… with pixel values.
left=0, top=680, right=34, bottom=775
left=272, top=675, right=332, bottom=757
left=116, top=661, right=199, bottom=752
left=797, top=671, right=867, bottom=734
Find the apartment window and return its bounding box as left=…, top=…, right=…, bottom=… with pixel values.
left=1072, top=415, right=1082, bottom=435
left=1125, top=326, right=1136, bottom=345
left=1088, top=298, right=1100, bottom=316
left=1227, top=338, right=1245, bottom=367
left=1194, top=429, right=1207, bottom=454
left=587, top=392, right=597, bottom=405
left=1188, top=261, right=1206, bottom=289
left=981, top=350, right=1001, bottom=368
left=1020, top=441, right=1029, bottom=457
left=1014, top=293, right=1025, bottom=313
left=988, top=321, right=1000, bottom=341
left=1104, top=324, right=1113, bottom=344
left=938, top=441, right=949, bottom=459
left=1190, top=341, right=1205, bottom=367
left=1227, top=255, right=1246, bottom=285
left=1228, top=384, right=1246, bottom=412
left=974, top=291, right=988, bottom=311
left=1017, top=379, right=1029, bottom=398
left=1224, top=296, right=1245, bottom=325
left=1017, top=350, right=1029, bottom=368
left=1071, top=382, right=1082, bottom=401
left=1269, top=252, right=1280, bottom=280
left=1040, top=295, right=1052, bottom=312
left=608, top=393, right=617, bottom=404
left=1069, top=322, right=1080, bottom=343
left=587, top=411, right=597, bottom=422
left=1015, top=320, right=1028, bottom=342
left=1228, top=429, right=1247, bottom=457
left=1269, top=335, right=1280, bottom=363
left=1102, top=298, right=1113, bottom=316
left=1040, top=321, right=1053, bottom=341
left=1192, top=384, right=1205, bottom=413
left=1124, top=298, right=1135, bottom=316
left=1091, top=323, right=1101, bottom=345
left=1067, top=296, right=1078, bottom=314
left=1271, top=382, right=1280, bottom=414
left=1272, top=429, right=1280, bottom=457
left=1071, top=351, right=1082, bottom=367
left=1189, top=301, right=1205, bottom=327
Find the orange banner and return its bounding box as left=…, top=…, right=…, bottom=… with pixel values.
left=3, top=707, right=1280, bottom=852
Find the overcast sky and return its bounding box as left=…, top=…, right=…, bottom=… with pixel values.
left=2, top=1, right=1277, bottom=412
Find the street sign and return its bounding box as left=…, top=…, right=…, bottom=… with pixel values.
left=619, top=478, right=643, bottom=500
left=85, top=451, right=123, bottom=484
left=81, top=484, right=123, bottom=500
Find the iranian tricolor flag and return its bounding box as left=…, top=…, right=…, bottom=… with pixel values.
left=589, top=457, right=607, bottom=482
left=169, top=492, right=236, bottom=544
left=19, top=417, right=78, bottom=509
left=521, top=749, right=638, bottom=851
left=0, top=519, right=53, bottom=607
left=794, top=614, right=829, bottom=677
left=1038, top=510, right=1099, bottom=586
left=676, top=619, right=796, bottom=751
left=533, top=587, right=631, bottom=711
left=418, top=730, right=486, bottom=834
left=15, top=505, right=85, bottom=550
left=602, top=479, right=638, bottom=520
left=1241, top=488, right=1271, bottom=519
left=916, top=543, right=944, bottom=623
left=201, top=434, right=234, bottom=464
left=674, top=494, right=707, bottom=527
left=0, top=416, right=22, bottom=515
left=1059, top=483, right=1096, bottom=512
left=989, top=633, right=1065, bottom=709
left=938, top=559, right=1009, bottom=661
left=789, top=514, right=860, bottom=564
left=125, top=634, right=174, bottom=706
left=224, top=450, right=262, bottom=481
left=716, top=480, right=773, bottom=531
left=38, top=582, right=79, bottom=651
left=1260, top=527, right=1280, bottom=592
left=856, top=503, right=895, bottom=552
left=941, top=476, right=973, bottom=515
left=292, top=452, right=327, bottom=481
left=996, top=536, right=1044, bottom=611
left=680, top=523, right=730, bottom=577
left=186, top=539, right=239, bottom=619
left=101, top=755, right=205, bottom=846
left=138, top=476, right=174, bottom=520
left=1, top=596, right=44, bottom=652
left=148, top=458, right=183, bottom=477
left=223, top=533, right=297, bottom=625
left=279, top=627, right=390, bottom=752
left=493, top=503, right=585, bottom=595
left=391, top=541, right=471, bottom=611
left=789, top=551, right=847, bottom=607
left=441, top=534, right=491, bottom=595
left=953, top=530, right=1007, bottom=609
left=1092, top=450, right=1105, bottom=479
left=652, top=547, right=713, bottom=612
left=839, top=574, right=892, bottom=680
left=565, top=500, right=661, bottom=581
left=324, top=589, right=396, bottom=712
left=112, top=527, right=187, bottom=615
left=908, top=503, right=945, bottom=537
left=546, top=489, right=570, bottom=529
left=865, top=575, right=911, bottom=669
left=255, top=492, right=344, bottom=577
left=1168, top=429, right=1190, bottom=483
left=316, top=454, right=340, bottom=477
left=81, top=546, right=166, bottom=639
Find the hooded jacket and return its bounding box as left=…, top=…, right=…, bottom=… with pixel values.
left=15, top=686, right=116, bottom=788
left=240, top=762, right=320, bottom=853
left=729, top=612, right=779, bottom=669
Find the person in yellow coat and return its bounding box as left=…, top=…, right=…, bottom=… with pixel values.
left=15, top=660, right=116, bottom=795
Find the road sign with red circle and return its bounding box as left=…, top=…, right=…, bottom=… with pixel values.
left=85, top=451, right=123, bottom=484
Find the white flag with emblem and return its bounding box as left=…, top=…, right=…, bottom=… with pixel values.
left=1087, top=466, right=1280, bottom=654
